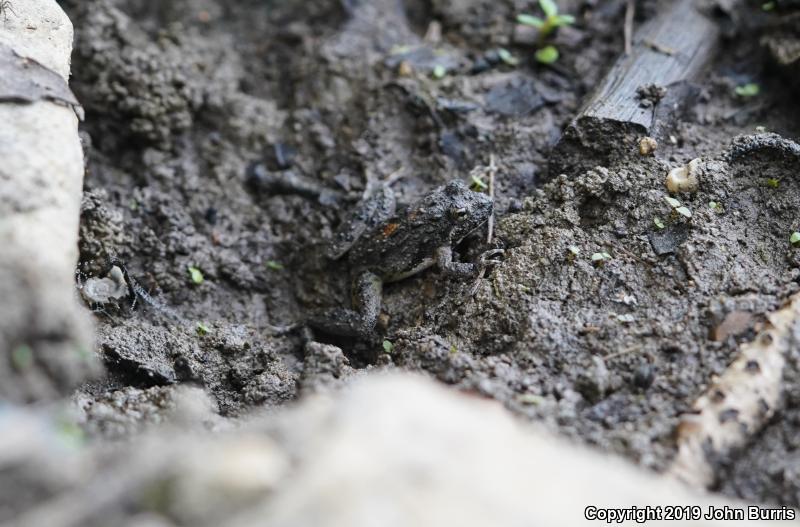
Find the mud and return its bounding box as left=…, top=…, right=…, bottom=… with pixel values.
left=34, top=0, right=800, bottom=511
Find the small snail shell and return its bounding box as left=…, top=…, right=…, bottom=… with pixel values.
left=81, top=265, right=128, bottom=304
left=666, top=158, right=702, bottom=194
left=638, top=137, right=657, bottom=156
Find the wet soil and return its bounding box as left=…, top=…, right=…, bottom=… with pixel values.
left=57, top=0, right=800, bottom=509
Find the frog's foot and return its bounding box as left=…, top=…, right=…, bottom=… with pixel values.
left=478, top=249, right=505, bottom=270
left=307, top=271, right=383, bottom=338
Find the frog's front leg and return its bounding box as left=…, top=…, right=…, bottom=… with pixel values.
left=308, top=271, right=383, bottom=337
left=434, top=246, right=504, bottom=280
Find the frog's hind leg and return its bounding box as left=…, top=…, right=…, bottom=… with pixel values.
left=308, top=271, right=383, bottom=337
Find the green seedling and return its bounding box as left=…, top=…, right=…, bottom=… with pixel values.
left=762, top=1, right=776, bottom=10
left=664, top=196, right=691, bottom=219
left=196, top=322, right=210, bottom=336
left=653, top=217, right=665, bottom=230
left=517, top=0, right=575, bottom=39
left=432, top=65, right=447, bottom=79
left=517, top=0, right=574, bottom=64
left=765, top=178, right=780, bottom=188
left=791, top=232, right=800, bottom=247
left=188, top=266, right=204, bottom=285
left=497, top=48, right=519, bottom=66
left=535, top=46, right=559, bottom=64
left=470, top=174, right=488, bottom=191
left=266, top=260, right=284, bottom=271
left=708, top=201, right=724, bottom=213
left=382, top=340, right=394, bottom=354
left=591, top=252, right=612, bottom=266
left=735, top=83, right=760, bottom=97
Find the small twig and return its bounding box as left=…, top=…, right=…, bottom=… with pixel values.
left=602, top=345, right=642, bottom=362
left=487, top=153, right=497, bottom=244
left=643, top=39, right=675, bottom=56
left=624, top=0, right=635, bottom=56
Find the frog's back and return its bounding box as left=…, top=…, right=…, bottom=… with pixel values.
left=348, top=218, right=446, bottom=282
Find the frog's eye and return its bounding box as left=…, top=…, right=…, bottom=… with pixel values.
left=450, top=207, right=468, bottom=220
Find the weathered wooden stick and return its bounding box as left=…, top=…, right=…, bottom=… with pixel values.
left=667, top=292, right=800, bottom=488
left=550, top=0, right=721, bottom=176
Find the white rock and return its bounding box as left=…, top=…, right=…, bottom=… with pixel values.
left=0, top=0, right=101, bottom=400
left=234, top=375, right=780, bottom=527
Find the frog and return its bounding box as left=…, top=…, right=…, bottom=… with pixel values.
left=308, top=179, right=502, bottom=337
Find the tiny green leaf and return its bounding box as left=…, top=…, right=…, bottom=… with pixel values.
left=591, top=252, right=611, bottom=265
left=791, top=232, right=800, bottom=246
left=568, top=245, right=580, bottom=255
left=676, top=206, right=692, bottom=218
left=497, top=48, right=519, bottom=66
left=664, top=196, right=681, bottom=208
left=654, top=217, right=665, bottom=230
left=766, top=178, right=780, bottom=188
left=617, top=314, right=635, bottom=323
left=516, top=14, right=545, bottom=28
left=432, top=65, right=447, bottom=79
left=535, top=45, right=559, bottom=64
left=735, top=83, right=760, bottom=97
left=188, top=266, right=204, bottom=285
left=196, top=322, right=210, bottom=336
left=762, top=1, right=776, bottom=10
left=539, top=0, right=559, bottom=17
left=266, top=260, right=284, bottom=271
left=708, top=201, right=723, bottom=213
left=554, top=14, right=575, bottom=26
left=449, top=343, right=458, bottom=354
left=382, top=340, right=394, bottom=353
left=470, top=174, right=488, bottom=191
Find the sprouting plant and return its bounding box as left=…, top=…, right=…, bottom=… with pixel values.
left=765, top=178, right=780, bottom=188
left=497, top=48, right=520, bottom=66
left=197, top=322, right=210, bottom=336
left=735, top=83, right=760, bottom=97
left=188, top=266, right=204, bottom=285
left=708, top=201, right=724, bottom=213
left=517, top=0, right=575, bottom=39
left=653, top=217, right=665, bottom=230
left=664, top=196, right=692, bottom=219
left=266, top=260, right=284, bottom=271
left=591, top=252, right=612, bottom=266
left=382, top=340, right=394, bottom=354
left=432, top=65, right=447, bottom=79
left=470, top=173, right=488, bottom=191
left=791, top=232, right=800, bottom=247
left=517, top=0, right=575, bottom=64
left=535, top=46, right=559, bottom=64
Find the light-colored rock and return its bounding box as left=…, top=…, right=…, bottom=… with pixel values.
left=236, top=375, right=781, bottom=527
left=3, top=375, right=789, bottom=526
left=0, top=0, right=101, bottom=401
